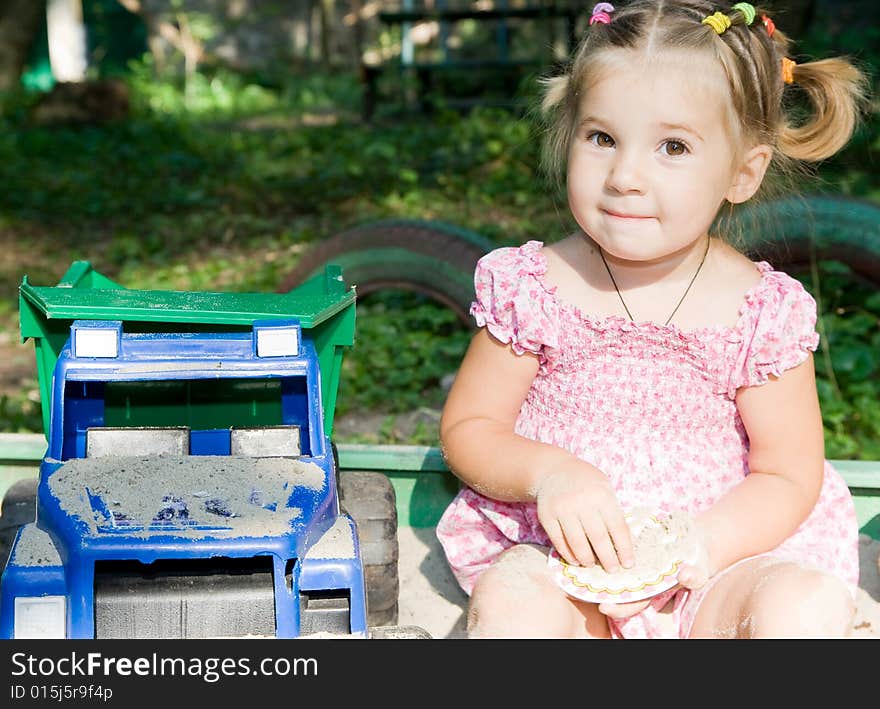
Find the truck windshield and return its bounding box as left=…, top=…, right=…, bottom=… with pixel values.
left=60, top=377, right=313, bottom=458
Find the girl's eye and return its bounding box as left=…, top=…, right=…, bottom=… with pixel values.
left=662, top=140, right=688, bottom=156
left=589, top=131, right=615, bottom=148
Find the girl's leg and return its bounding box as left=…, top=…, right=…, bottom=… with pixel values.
left=467, top=543, right=611, bottom=638
left=687, top=558, right=855, bottom=638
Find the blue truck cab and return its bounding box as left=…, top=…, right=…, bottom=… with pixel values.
left=1, top=273, right=370, bottom=638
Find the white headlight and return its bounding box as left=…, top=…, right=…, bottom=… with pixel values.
left=71, top=321, right=122, bottom=358
left=14, top=596, right=66, bottom=638
left=74, top=328, right=119, bottom=358
left=256, top=326, right=299, bottom=357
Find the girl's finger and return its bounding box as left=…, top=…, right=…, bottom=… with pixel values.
left=547, top=519, right=580, bottom=567
left=581, top=515, right=620, bottom=572
left=603, top=507, right=635, bottom=569
left=560, top=515, right=596, bottom=567
left=598, top=599, right=650, bottom=619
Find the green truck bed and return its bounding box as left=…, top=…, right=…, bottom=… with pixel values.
left=19, top=261, right=356, bottom=437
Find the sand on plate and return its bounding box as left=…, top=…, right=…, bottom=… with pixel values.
left=560, top=508, right=695, bottom=590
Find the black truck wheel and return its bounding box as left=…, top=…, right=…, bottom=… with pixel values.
left=278, top=220, right=497, bottom=325
left=337, top=470, right=400, bottom=627
left=0, top=478, right=37, bottom=574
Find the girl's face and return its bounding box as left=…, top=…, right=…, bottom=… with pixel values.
left=567, top=49, right=746, bottom=264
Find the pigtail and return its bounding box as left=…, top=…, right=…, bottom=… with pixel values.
left=777, top=56, right=870, bottom=162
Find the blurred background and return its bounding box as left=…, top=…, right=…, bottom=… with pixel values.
left=0, top=0, right=877, bottom=458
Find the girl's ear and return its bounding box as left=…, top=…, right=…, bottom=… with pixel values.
left=726, top=144, right=773, bottom=204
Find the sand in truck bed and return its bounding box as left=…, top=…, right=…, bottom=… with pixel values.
left=47, top=455, right=326, bottom=538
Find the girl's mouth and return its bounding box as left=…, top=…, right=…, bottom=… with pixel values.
left=602, top=209, right=654, bottom=220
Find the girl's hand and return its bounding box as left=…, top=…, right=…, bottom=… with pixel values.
left=676, top=521, right=713, bottom=591
left=598, top=599, right=651, bottom=620
left=535, top=462, right=634, bottom=573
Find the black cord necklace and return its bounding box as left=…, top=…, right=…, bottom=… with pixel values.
left=598, top=236, right=711, bottom=327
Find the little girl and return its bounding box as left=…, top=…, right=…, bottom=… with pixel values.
left=436, top=1, right=870, bottom=639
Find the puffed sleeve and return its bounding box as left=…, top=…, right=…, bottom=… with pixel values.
left=470, top=240, right=559, bottom=361
left=727, top=268, right=820, bottom=397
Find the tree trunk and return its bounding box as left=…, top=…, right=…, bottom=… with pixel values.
left=0, top=0, right=47, bottom=91
left=350, top=0, right=363, bottom=68
left=320, top=0, right=334, bottom=65
left=47, top=0, right=88, bottom=82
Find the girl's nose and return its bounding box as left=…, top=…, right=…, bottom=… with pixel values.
left=605, top=151, right=646, bottom=194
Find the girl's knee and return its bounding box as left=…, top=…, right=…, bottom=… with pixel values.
left=471, top=544, right=548, bottom=602
left=745, top=564, right=854, bottom=638
left=468, top=544, right=608, bottom=638
left=468, top=545, right=555, bottom=637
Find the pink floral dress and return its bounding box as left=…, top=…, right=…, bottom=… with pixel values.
left=435, top=240, right=859, bottom=639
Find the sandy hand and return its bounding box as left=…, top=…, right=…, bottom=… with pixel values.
left=535, top=463, right=634, bottom=573
left=598, top=598, right=652, bottom=619
left=675, top=520, right=712, bottom=590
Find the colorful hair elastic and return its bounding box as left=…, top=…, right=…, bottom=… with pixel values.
left=731, top=3, right=757, bottom=25
left=702, top=11, right=731, bottom=34
left=761, top=14, right=776, bottom=37
left=589, top=2, right=614, bottom=25
left=781, top=57, right=796, bottom=84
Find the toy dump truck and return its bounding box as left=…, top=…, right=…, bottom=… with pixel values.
left=0, top=262, right=415, bottom=638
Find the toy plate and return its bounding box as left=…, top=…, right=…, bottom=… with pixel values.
left=548, top=509, right=697, bottom=605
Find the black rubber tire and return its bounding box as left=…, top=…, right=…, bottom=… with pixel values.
left=0, top=478, right=37, bottom=575
left=337, top=470, right=400, bottom=627
left=278, top=220, right=497, bottom=325
left=279, top=198, right=880, bottom=328
left=732, top=195, right=880, bottom=286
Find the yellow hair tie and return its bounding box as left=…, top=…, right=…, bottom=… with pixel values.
left=781, top=57, right=796, bottom=84
left=731, top=3, right=757, bottom=26
left=702, top=11, right=732, bottom=34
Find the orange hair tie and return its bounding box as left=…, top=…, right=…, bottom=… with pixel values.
left=781, top=57, right=796, bottom=84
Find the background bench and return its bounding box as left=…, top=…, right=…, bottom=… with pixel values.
left=360, top=1, right=579, bottom=119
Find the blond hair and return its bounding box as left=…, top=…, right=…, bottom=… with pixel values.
left=539, top=1, right=870, bottom=205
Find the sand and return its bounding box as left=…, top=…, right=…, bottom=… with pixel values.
left=47, top=455, right=325, bottom=538
left=397, top=526, right=468, bottom=638
left=11, top=524, right=61, bottom=567
left=397, top=526, right=880, bottom=639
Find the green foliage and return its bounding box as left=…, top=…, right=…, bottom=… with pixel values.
left=128, top=57, right=279, bottom=116
left=800, top=261, right=880, bottom=460
left=336, top=291, right=471, bottom=418
left=0, top=392, right=42, bottom=434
